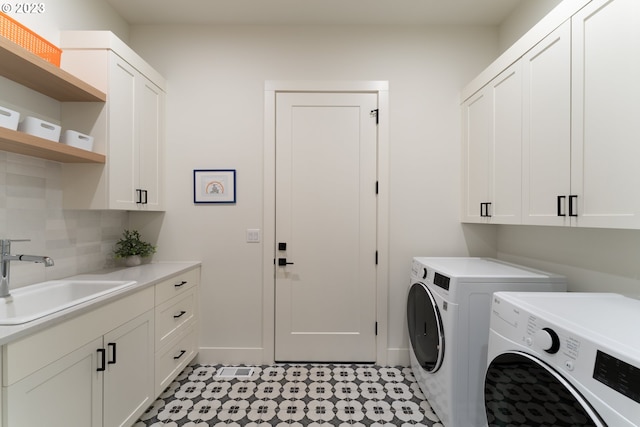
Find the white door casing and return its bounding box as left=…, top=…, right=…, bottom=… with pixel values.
left=274, top=92, right=377, bottom=362
left=263, top=81, right=389, bottom=365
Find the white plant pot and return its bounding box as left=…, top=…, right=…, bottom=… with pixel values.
left=124, top=255, right=142, bottom=267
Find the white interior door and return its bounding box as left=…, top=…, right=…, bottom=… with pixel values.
left=275, top=92, right=378, bottom=362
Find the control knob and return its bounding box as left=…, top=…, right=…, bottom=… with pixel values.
left=534, top=327, right=560, bottom=354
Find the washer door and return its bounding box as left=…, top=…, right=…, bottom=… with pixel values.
left=485, top=351, right=606, bottom=427
left=407, top=282, right=445, bottom=373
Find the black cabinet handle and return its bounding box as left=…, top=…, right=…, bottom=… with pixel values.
left=108, top=343, right=117, bottom=365
left=557, top=195, right=566, bottom=217
left=569, top=195, right=578, bottom=217
left=480, top=202, right=492, bottom=218
left=142, top=190, right=148, bottom=205
left=174, top=310, right=187, bottom=319
left=136, top=189, right=143, bottom=204
left=174, top=280, right=187, bottom=288
left=97, top=348, right=106, bottom=372
left=174, top=350, right=186, bottom=360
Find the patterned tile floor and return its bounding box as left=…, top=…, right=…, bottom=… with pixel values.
left=134, top=364, right=443, bottom=426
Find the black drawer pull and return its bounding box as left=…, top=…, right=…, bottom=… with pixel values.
left=174, top=350, right=186, bottom=360
left=174, top=281, right=187, bottom=288
left=174, top=310, right=187, bottom=319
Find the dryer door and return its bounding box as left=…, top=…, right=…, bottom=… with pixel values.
left=407, top=282, right=445, bottom=373
left=484, top=351, right=605, bottom=427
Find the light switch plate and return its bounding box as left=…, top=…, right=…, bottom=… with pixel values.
left=246, top=229, right=261, bottom=243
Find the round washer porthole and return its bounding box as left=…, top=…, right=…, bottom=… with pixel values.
left=407, top=282, right=445, bottom=373
left=484, top=351, right=606, bottom=427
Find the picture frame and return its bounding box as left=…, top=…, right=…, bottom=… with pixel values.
left=193, top=169, right=236, bottom=204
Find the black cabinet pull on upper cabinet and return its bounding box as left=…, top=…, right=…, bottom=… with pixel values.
left=557, top=195, right=566, bottom=217
left=569, top=195, right=578, bottom=217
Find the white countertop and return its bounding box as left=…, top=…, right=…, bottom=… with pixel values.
left=0, top=261, right=201, bottom=346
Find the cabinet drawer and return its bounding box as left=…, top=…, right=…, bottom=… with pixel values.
left=155, top=325, right=197, bottom=396
left=155, top=289, right=195, bottom=350
left=155, top=268, right=199, bottom=305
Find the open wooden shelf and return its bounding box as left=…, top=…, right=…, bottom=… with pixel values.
left=0, top=36, right=106, bottom=102
left=0, top=127, right=105, bottom=163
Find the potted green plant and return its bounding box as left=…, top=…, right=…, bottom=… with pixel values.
left=113, top=229, right=156, bottom=266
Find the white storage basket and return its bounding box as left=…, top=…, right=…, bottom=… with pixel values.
left=0, top=106, right=20, bottom=131
left=60, top=130, right=94, bottom=151
left=18, top=116, right=61, bottom=142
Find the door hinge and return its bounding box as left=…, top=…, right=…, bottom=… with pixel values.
left=375, top=322, right=378, bottom=336
left=370, top=109, right=379, bottom=125
left=375, top=181, right=379, bottom=195
left=375, top=250, right=378, bottom=265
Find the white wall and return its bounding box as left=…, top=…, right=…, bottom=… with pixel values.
left=128, top=24, right=500, bottom=364
left=498, top=0, right=563, bottom=53
left=0, top=0, right=130, bottom=289
left=497, top=226, right=640, bottom=294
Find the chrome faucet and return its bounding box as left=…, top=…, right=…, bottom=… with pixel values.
left=0, top=239, right=54, bottom=298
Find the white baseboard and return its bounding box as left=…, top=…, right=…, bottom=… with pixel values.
left=386, top=348, right=410, bottom=367
left=196, top=347, right=265, bottom=365
left=195, top=346, right=411, bottom=367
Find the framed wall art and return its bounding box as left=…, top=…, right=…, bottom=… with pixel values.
left=193, top=169, right=236, bottom=204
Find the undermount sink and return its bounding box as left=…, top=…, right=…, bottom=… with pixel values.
left=0, top=280, right=137, bottom=325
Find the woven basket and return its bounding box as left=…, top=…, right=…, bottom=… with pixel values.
left=0, top=12, right=61, bottom=66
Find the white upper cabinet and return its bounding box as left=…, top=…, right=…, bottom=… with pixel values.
left=462, top=62, right=522, bottom=224
left=463, top=0, right=640, bottom=230
left=521, top=21, right=571, bottom=226
left=462, top=87, right=491, bottom=223
left=570, top=0, right=640, bottom=228
left=60, top=31, right=166, bottom=211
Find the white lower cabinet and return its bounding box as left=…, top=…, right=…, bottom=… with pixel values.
left=0, top=265, right=200, bottom=427
left=103, top=311, right=155, bottom=427
left=2, top=288, right=155, bottom=427
left=6, top=337, right=103, bottom=427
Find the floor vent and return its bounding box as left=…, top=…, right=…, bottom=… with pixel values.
left=215, top=367, right=255, bottom=378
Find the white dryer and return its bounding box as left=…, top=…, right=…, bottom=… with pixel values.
left=407, top=257, right=566, bottom=427
left=485, top=292, right=640, bottom=427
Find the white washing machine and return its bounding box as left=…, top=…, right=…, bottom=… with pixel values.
left=485, top=292, right=640, bottom=427
left=407, top=257, right=566, bottom=427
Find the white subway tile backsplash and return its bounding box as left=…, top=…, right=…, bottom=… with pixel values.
left=0, top=153, right=128, bottom=290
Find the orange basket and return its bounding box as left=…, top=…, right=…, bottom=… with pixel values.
left=0, top=12, right=61, bottom=66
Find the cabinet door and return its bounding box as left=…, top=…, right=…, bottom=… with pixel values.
left=571, top=0, right=640, bottom=228
left=461, top=88, right=491, bottom=223
left=138, top=75, right=165, bottom=211
left=491, top=62, right=523, bottom=224
left=103, top=310, right=154, bottom=427
left=521, top=21, right=571, bottom=226
left=5, top=337, right=103, bottom=427
left=108, top=54, right=139, bottom=210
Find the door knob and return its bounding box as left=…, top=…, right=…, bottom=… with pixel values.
left=278, top=258, right=294, bottom=266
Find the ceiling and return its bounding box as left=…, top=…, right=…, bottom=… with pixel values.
left=104, top=0, right=523, bottom=26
